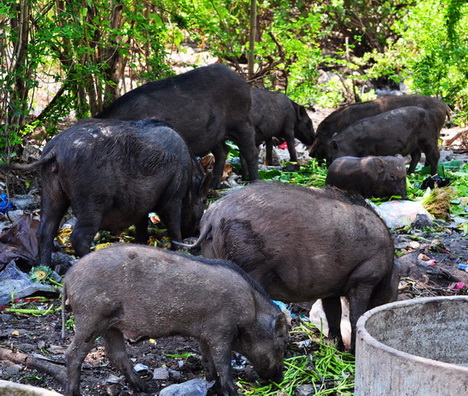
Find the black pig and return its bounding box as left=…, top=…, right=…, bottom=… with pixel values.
left=311, top=94, right=450, bottom=163
left=97, top=63, right=259, bottom=188
left=326, top=155, right=407, bottom=198
left=62, top=244, right=288, bottom=396
left=328, top=106, right=440, bottom=174
left=1, top=119, right=210, bottom=267
left=180, top=181, right=400, bottom=352
left=251, top=88, right=315, bottom=165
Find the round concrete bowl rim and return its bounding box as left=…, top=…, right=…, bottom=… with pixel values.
left=0, top=380, right=62, bottom=395
left=356, top=295, right=468, bottom=372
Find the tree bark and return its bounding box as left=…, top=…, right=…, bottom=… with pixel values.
left=0, top=347, right=67, bottom=386
left=248, top=0, right=257, bottom=81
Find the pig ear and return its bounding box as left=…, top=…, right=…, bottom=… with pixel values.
left=272, top=311, right=289, bottom=333
left=295, top=104, right=307, bottom=120
left=372, top=157, right=385, bottom=174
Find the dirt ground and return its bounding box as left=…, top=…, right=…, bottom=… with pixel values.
left=0, top=108, right=467, bottom=395
left=0, top=217, right=466, bottom=396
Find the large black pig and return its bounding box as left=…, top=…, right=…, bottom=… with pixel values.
left=180, top=181, right=400, bottom=352
left=97, top=63, right=258, bottom=188
left=62, top=244, right=288, bottom=396
left=328, top=106, right=440, bottom=174
left=311, top=94, right=450, bottom=162
left=326, top=155, right=407, bottom=199
left=0, top=119, right=210, bottom=267
left=250, top=88, right=315, bottom=165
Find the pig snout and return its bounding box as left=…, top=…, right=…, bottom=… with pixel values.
left=261, top=364, right=284, bottom=383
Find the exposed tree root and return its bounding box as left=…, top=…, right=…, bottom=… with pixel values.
left=0, top=347, right=67, bottom=386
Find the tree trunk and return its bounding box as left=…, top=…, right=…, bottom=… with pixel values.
left=248, top=0, right=257, bottom=81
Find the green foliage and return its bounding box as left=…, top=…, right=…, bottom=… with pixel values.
left=259, top=160, right=328, bottom=188
left=258, top=158, right=468, bottom=222
left=369, top=0, right=468, bottom=124
left=0, top=0, right=172, bottom=154
left=254, top=4, right=323, bottom=107
left=1, top=0, right=467, bottom=157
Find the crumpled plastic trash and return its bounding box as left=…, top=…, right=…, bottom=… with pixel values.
left=369, top=200, right=434, bottom=229
left=309, top=298, right=351, bottom=350
left=0, top=214, right=39, bottom=270
left=0, top=192, right=14, bottom=213
left=159, top=379, right=215, bottom=396
left=0, top=261, right=60, bottom=305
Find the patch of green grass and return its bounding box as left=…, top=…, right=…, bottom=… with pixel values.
left=259, top=159, right=328, bottom=188
left=237, top=322, right=355, bottom=395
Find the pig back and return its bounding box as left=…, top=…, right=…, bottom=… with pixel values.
left=329, top=106, right=437, bottom=160
left=97, top=64, right=252, bottom=157
left=46, top=119, right=194, bottom=232
left=200, top=182, right=394, bottom=302
left=63, top=244, right=274, bottom=340
left=312, top=94, right=449, bottom=161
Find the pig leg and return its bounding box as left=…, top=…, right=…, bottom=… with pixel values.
left=408, top=149, right=421, bottom=173
left=37, top=190, right=70, bottom=267
left=322, top=297, right=344, bottom=350
left=159, top=201, right=183, bottom=243
left=199, top=338, right=237, bottom=396
left=65, top=329, right=99, bottom=396
left=102, top=328, right=147, bottom=392
left=198, top=340, right=220, bottom=386
left=231, top=123, right=259, bottom=183
left=284, top=132, right=298, bottom=163
left=265, top=138, right=274, bottom=165
left=422, top=145, right=440, bottom=175
left=133, top=216, right=149, bottom=244
left=211, top=142, right=229, bottom=189
left=69, top=215, right=102, bottom=258
left=346, top=283, right=375, bottom=353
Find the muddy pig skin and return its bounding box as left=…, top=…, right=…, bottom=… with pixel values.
left=62, top=244, right=288, bottom=396
left=326, top=155, right=407, bottom=199
left=97, top=63, right=258, bottom=189
left=0, top=118, right=210, bottom=267
left=183, top=181, right=399, bottom=352
left=251, top=88, right=315, bottom=165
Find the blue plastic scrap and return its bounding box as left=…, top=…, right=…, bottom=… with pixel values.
left=0, top=193, right=14, bottom=213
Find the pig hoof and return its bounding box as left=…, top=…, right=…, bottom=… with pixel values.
left=130, top=379, right=148, bottom=393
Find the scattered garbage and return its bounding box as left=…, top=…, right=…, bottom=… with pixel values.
left=159, top=378, right=215, bottom=396
left=153, top=367, right=170, bottom=380
left=0, top=214, right=39, bottom=270
left=132, top=363, right=151, bottom=379
left=0, top=193, right=15, bottom=214
left=370, top=200, right=434, bottom=229
left=452, top=282, right=466, bottom=290
left=0, top=261, right=61, bottom=305
left=458, top=264, right=468, bottom=272
left=9, top=194, right=39, bottom=211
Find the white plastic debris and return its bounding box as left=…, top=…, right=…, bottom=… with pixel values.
left=309, top=298, right=352, bottom=350
left=369, top=200, right=434, bottom=229
left=159, top=378, right=215, bottom=396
